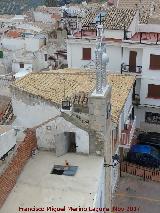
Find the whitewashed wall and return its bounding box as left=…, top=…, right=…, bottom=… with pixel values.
left=1, top=37, right=43, bottom=52
left=122, top=47, right=143, bottom=67
left=107, top=45, right=121, bottom=72
left=135, top=106, right=160, bottom=132
left=140, top=77, right=160, bottom=107
left=118, top=113, right=123, bottom=141
left=25, top=38, right=42, bottom=52
left=138, top=24, right=160, bottom=33
left=111, top=163, right=119, bottom=193
left=141, top=46, right=160, bottom=79
left=123, top=89, right=133, bottom=122
left=12, top=95, right=60, bottom=128
left=67, top=39, right=122, bottom=72
left=36, top=117, right=89, bottom=154
left=135, top=78, right=141, bottom=96
left=12, top=62, right=32, bottom=73
left=33, top=12, right=53, bottom=23
left=1, top=38, right=25, bottom=51
left=93, top=160, right=105, bottom=208
left=0, top=129, right=16, bottom=158
left=117, top=88, right=133, bottom=137
left=32, top=50, right=49, bottom=71
left=103, top=30, right=124, bottom=39
left=67, top=39, right=96, bottom=68
left=16, top=23, right=42, bottom=33
left=128, top=11, right=139, bottom=38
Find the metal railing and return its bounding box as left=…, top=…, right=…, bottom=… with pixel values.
left=121, top=63, right=142, bottom=74
left=120, top=116, right=136, bottom=146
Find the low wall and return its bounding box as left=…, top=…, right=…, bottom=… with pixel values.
left=120, top=161, right=160, bottom=182
left=0, top=129, right=37, bottom=208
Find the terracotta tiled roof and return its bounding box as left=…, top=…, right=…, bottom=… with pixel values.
left=11, top=69, right=135, bottom=124
left=117, top=0, right=153, bottom=8
left=81, top=11, right=98, bottom=27
left=118, top=0, right=141, bottom=8
left=117, top=0, right=156, bottom=24
left=103, top=8, right=137, bottom=30
left=6, top=30, right=22, bottom=38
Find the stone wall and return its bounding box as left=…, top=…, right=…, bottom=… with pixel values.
left=88, top=86, right=112, bottom=156
left=88, top=86, right=112, bottom=210
left=0, top=129, right=37, bottom=208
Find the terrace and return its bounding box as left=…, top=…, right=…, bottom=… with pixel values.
left=121, top=63, right=142, bottom=74
left=124, top=24, right=160, bottom=44
left=0, top=151, right=103, bottom=213
left=131, top=32, right=160, bottom=44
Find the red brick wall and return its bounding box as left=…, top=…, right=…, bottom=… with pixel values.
left=121, top=161, right=160, bottom=182
left=0, top=129, right=37, bottom=208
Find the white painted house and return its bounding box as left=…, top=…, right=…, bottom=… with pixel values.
left=10, top=68, right=135, bottom=209
left=123, top=24, right=160, bottom=133
left=67, top=8, right=138, bottom=70
left=1, top=31, right=46, bottom=52
left=67, top=7, right=160, bottom=134
left=33, top=6, right=62, bottom=25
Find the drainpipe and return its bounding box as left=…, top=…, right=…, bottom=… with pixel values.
left=140, top=32, right=142, bottom=44
left=156, top=33, right=159, bottom=44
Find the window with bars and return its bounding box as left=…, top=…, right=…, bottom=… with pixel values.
left=145, top=112, right=160, bottom=124
left=149, top=54, right=160, bottom=70
left=147, top=84, right=160, bottom=99
left=82, top=48, right=91, bottom=60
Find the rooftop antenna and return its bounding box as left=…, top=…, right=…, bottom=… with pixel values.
left=95, top=24, right=109, bottom=94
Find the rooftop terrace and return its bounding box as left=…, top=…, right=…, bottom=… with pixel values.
left=0, top=151, right=103, bottom=212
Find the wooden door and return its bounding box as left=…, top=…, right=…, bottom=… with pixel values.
left=129, top=51, right=137, bottom=72
left=54, top=133, right=69, bottom=157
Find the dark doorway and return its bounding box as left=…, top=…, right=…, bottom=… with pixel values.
left=129, top=51, right=137, bottom=72
left=67, top=132, right=76, bottom=152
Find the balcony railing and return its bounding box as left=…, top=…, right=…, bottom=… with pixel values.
left=120, top=116, right=136, bottom=148
left=121, top=63, right=142, bottom=74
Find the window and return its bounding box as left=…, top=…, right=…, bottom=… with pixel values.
left=147, top=84, right=160, bottom=99
left=150, top=54, right=160, bottom=70
left=82, top=48, right=91, bottom=60
left=44, top=38, right=47, bottom=45
left=0, top=50, right=3, bottom=58
left=145, top=112, right=160, bottom=124
left=46, top=125, right=51, bottom=131
left=44, top=54, right=48, bottom=61
left=19, top=63, right=24, bottom=68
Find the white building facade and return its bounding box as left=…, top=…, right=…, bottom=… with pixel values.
left=67, top=12, right=160, bottom=134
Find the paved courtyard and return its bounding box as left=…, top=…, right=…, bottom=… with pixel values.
left=113, top=175, right=160, bottom=213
